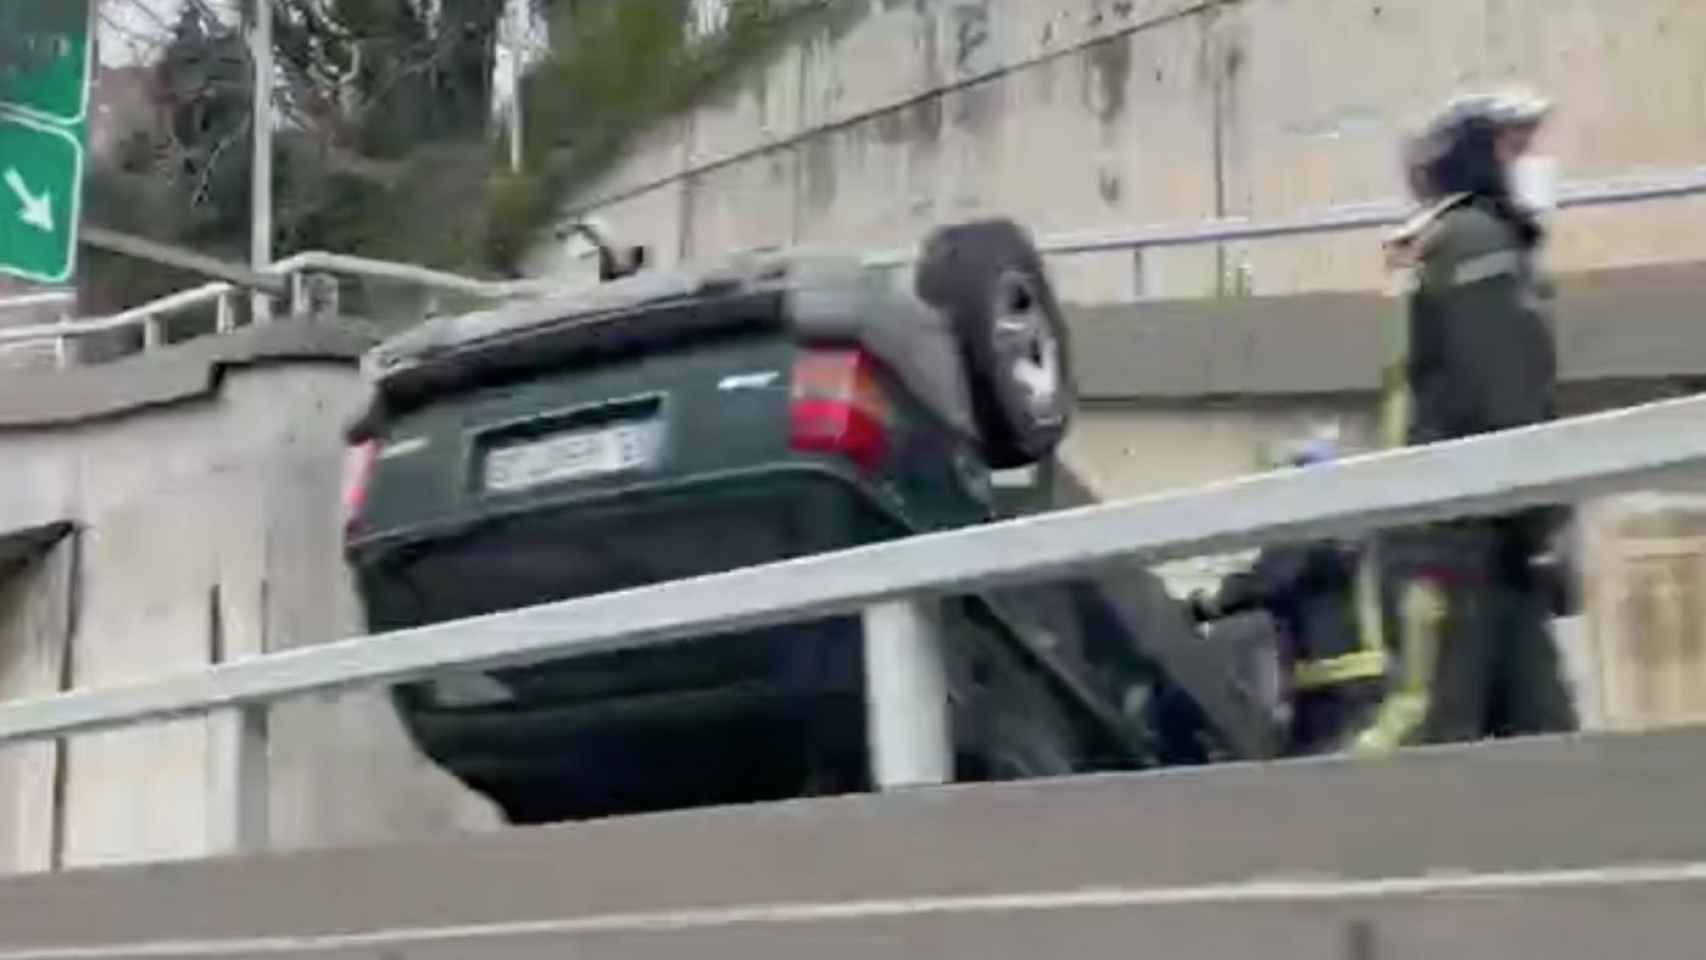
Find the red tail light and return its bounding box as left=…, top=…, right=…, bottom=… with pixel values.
left=341, top=440, right=378, bottom=533
left=789, top=348, right=892, bottom=471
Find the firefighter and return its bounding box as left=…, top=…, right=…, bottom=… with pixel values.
left=1192, top=437, right=1387, bottom=756
left=1353, top=90, right=1578, bottom=752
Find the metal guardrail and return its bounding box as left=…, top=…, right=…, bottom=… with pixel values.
left=0, top=290, right=79, bottom=369
left=0, top=283, right=237, bottom=362
left=267, top=252, right=564, bottom=301
left=3, top=390, right=1706, bottom=787
left=0, top=290, right=75, bottom=313
left=863, top=165, right=1706, bottom=265
left=13, top=164, right=1706, bottom=366
left=0, top=256, right=565, bottom=368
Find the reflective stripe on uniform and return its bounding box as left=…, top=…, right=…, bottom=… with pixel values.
left=1355, top=541, right=1386, bottom=655
left=1378, top=259, right=1413, bottom=450
left=1451, top=248, right=1522, bottom=287
left=1352, top=578, right=1447, bottom=755
left=1349, top=203, right=1448, bottom=753
left=1292, top=649, right=1389, bottom=691
left=1297, top=548, right=1394, bottom=693
left=1379, top=367, right=1411, bottom=450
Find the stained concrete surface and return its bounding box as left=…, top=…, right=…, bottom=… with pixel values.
left=2, top=727, right=1705, bottom=953
left=0, top=359, right=497, bottom=876
left=536, top=0, right=1706, bottom=304
left=8, top=883, right=1704, bottom=959
left=0, top=321, right=373, bottom=428
left=1070, top=259, right=1706, bottom=402
left=0, top=535, right=71, bottom=874
left=103, top=884, right=1706, bottom=960
left=517, top=0, right=1706, bottom=500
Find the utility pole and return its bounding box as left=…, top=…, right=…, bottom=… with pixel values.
left=506, top=0, right=525, bottom=174
left=247, top=0, right=274, bottom=322
left=507, top=60, right=523, bottom=174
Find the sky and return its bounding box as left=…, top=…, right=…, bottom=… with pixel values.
left=95, top=0, right=549, bottom=75
left=97, top=0, right=195, bottom=68
left=94, top=0, right=554, bottom=125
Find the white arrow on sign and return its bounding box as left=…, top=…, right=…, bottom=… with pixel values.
left=4, top=168, right=55, bottom=233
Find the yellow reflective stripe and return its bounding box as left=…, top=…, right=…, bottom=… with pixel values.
left=1355, top=541, right=1386, bottom=654
left=1351, top=692, right=1425, bottom=755
left=1292, top=649, right=1389, bottom=691
left=1378, top=292, right=1412, bottom=450
left=1299, top=558, right=1393, bottom=692
left=1380, top=372, right=1411, bottom=450
left=1353, top=228, right=1433, bottom=755
left=1351, top=579, right=1446, bottom=756
left=1399, top=580, right=1445, bottom=698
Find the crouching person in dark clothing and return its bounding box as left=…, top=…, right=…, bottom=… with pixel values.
left=1354, top=90, right=1578, bottom=753
left=1193, top=439, right=1386, bottom=755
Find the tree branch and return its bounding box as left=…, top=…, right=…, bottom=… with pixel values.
left=190, top=115, right=251, bottom=207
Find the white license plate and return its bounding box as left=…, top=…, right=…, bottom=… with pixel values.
left=483, top=422, right=657, bottom=493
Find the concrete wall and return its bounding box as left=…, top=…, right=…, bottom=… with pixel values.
left=0, top=536, right=72, bottom=873
left=10, top=727, right=1706, bottom=956
left=532, top=0, right=1706, bottom=512
left=0, top=363, right=496, bottom=876
left=533, top=0, right=1706, bottom=303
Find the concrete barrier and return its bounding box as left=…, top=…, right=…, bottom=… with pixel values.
left=0, top=326, right=495, bottom=875
left=1, top=727, right=1703, bottom=954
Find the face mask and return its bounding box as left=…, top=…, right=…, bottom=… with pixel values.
left=1509, top=154, right=1559, bottom=213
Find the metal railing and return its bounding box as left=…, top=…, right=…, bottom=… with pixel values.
left=12, top=163, right=1706, bottom=367
left=0, top=254, right=579, bottom=370
left=0, top=290, right=76, bottom=313
left=3, top=391, right=1706, bottom=801
left=267, top=251, right=565, bottom=301
left=0, top=283, right=236, bottom=368
left=864, top=165, right=1706, bottom=265
left=0, top=290, right=78, bottom=370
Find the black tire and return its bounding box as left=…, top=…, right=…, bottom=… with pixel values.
left=916, top=219, right=1075, bottom=468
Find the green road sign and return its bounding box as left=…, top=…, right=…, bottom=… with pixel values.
left=0, top=1, right=93, bottom=125
left=0, top=2, right=92, bottom=282
left=0, top=115, right=83, bottom=284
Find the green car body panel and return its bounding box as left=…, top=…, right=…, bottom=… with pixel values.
left=344, top=256, right=1252, bottom=823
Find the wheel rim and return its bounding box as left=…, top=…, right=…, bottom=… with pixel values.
left=992, top=271, right=1066, bottom=427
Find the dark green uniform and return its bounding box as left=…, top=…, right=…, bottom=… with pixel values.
left=1355, top=195, right=1578, bottom=752
left=1210, top=540, right=1385, bottom=755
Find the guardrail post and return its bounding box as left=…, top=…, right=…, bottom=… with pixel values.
left=142, top=317, right=163, bottom=351
left=298, top=273, right=340, bottom=321
left=862, top=599, right=951, bottom=789
left=207, top=705, right=270, bottom=854
left=288, top=273, right=310, bottom=319
left=215, top=292, right=236, bottom=334
left=53, top=313, right=71, bottom=370
left=205, top=582, right=270, bottom=855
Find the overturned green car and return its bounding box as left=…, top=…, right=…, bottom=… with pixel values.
left=343, top=220, right=1270, bottom=824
